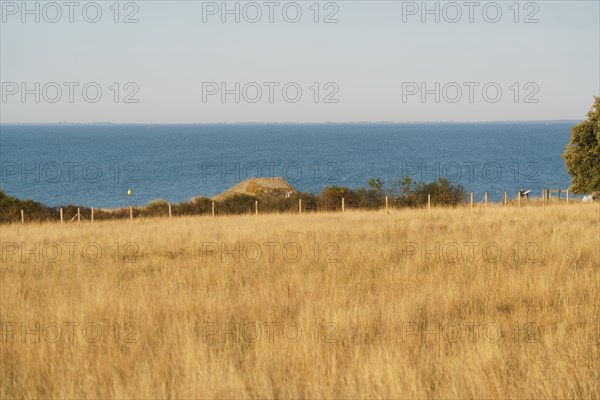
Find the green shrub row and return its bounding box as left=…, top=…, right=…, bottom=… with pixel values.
left=0, top=178, right=467, bottom=223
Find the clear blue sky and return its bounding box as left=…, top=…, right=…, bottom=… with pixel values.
left=1, top=0, right=599, bottom=123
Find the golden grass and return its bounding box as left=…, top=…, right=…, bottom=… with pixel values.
left=1, top=203, right=599, bottom=398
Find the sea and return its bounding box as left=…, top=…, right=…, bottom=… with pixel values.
left=0, top=122, right=579, bottom=208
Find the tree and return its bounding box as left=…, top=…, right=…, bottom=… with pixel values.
left=562, top=97, right=600, bottom=193
left=368, top=177, right=385, bottom=191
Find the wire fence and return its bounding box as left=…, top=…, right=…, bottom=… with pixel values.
left=9, top=189, right=579, bottom=224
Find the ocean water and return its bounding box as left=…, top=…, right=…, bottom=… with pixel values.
left=0, top=122, right=577, bottom=208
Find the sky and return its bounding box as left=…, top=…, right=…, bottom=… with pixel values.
left=1, top=0, right=599, bottom=123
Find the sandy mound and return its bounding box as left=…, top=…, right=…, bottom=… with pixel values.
left=212, top=177, right=297, bottom=201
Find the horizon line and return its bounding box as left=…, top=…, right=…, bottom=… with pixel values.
left=0, top=119, right=582, bottom=126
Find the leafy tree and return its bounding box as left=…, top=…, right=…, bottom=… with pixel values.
left=389, top=176, right=415, bottom=206
left=368, top=177, right=385, bottom=191
left=562, top=96, right=600, bottom=193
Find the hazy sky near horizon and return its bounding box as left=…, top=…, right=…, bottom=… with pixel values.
left=1, top=0, right=599, bottom=123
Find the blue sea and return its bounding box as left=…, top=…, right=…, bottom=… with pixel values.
left=0, top=122, right=578, bottom=208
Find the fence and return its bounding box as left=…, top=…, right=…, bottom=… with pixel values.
left=13, top=189, right=577, bottom=224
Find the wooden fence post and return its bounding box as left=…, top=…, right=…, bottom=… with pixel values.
left=503, top=191, right=507, bottom=206
left=299, top=198, right=302, bottom=214
left=212, top=201, right=215, bottom=217
left=255, top=200, right=258, bottom=215
left=129, top=206, right=133, bottom=221
left=91, top=207, right=94, bottom=223
left=21, top=209, right=24, bottom=224
left=542, top=189, right=545, bottom=204
left=60, top=208, right=64, bottom=224
left=168, top=203, right=172, bottom=218
left=77, top=208, right=81, bottom=223
left=484, top=192, right=488, bottom=208
left=470, top=193, right=474, bottom=210
left=385, top=196, right=388, bottom=211
left=518, top=192, right=521, bottom=207
left=427, top=194, right=431, bottom=209
left=341, top=198, right=345, bottom=213
left=566, top=190, right=570, bottom=204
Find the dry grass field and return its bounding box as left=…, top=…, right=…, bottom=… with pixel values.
left=1, top=203, right=599, bottom=398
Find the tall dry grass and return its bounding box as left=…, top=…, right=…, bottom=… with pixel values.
left=1, top=203, right=599, bottom=398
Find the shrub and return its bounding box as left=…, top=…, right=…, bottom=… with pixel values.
left=218, top=194, right=257, bottom=215
left=318, top=186, right=349, bottom=211
left=169, top=197, right=211, bottom=217
left=0, top=177, right=469, bottom=224
left=394, top=178, right=466, bottom=207
left=347, top=188, right=385, bottom=209
left=0, top=190, right=57, bottom=223
left=254, top=192, right=317, bottom=213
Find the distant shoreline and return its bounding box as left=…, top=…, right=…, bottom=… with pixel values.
left=0, top=120, right=581, bottom=126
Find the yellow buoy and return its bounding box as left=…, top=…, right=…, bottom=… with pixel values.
left=127, top=188, right=132, bottom=196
